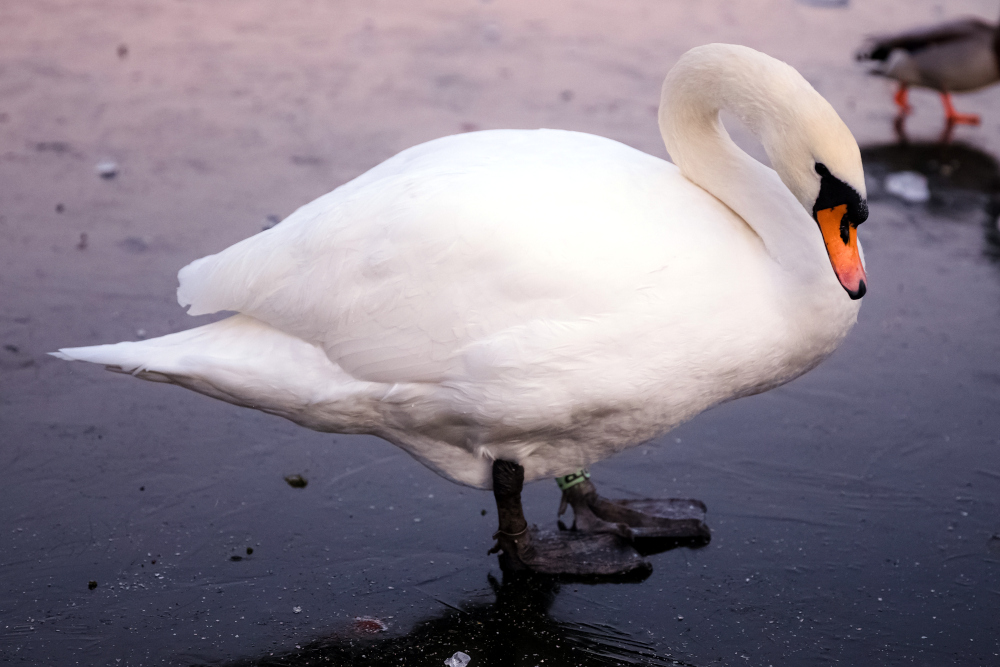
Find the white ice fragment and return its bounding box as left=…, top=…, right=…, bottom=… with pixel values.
left=884, top=171, right=929, bottom=203
left=292, top=606, right=302, bottom=614
left=444, top=651, right=471, bottom=667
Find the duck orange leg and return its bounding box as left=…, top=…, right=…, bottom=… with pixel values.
left=894, top=84, right=912, bottom=115
left=940, top=92, right=980, bottom=125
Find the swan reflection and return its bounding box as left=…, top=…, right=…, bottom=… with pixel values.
left=222, top=572, right=693, bottom=667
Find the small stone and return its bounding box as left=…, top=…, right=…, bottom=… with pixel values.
left=284, top=474, right=307, bottom=489
left=88, top=580, right=97, bottom=590
left=96, top=160, right=118, bottom=179
left=481, top=22, right=501, bottom=43
left=353, top=616, right=388, bottom=633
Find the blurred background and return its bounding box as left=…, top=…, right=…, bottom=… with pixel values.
left=2, top=1, right=999, bottom=665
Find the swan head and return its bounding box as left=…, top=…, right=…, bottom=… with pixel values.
left=810, top=162, right=868, bottom=299
left=731, top=47, right=870, bottom=300
left=660, top=44, right=869, bottom=300
left=779, top=111, right=868, bottom=300
left=754, top=62, right=868, bottom=300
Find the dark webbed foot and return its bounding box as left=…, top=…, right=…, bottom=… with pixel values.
left=515, top=528, right=650, bottom=578
left=557, top=471, right=710, bottom=549
left=489, top=460, right=649, bottom=577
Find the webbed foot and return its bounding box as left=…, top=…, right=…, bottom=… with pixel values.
left=557, top=472, right=710, bottom=550
left=503, top=527, right=651, bottom=578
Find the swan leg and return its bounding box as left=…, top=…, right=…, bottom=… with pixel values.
left=488, top=459, right=534, bottom=571
left=489, top=460, right=650, bottom=577
left=939, top=92, right=980, bottom=126
left=557, top=470, right=711, bottom=547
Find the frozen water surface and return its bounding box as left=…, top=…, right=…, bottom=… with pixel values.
left=2, top=1, right=999, bottom=665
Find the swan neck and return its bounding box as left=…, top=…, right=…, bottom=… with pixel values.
left=657, top=45, right=829, bottom=278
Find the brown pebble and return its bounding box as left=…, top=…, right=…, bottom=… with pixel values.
left=284, top=474, right=307, bottom=489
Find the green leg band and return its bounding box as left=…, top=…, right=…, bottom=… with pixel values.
left=556, top=468, right=590, bottom=491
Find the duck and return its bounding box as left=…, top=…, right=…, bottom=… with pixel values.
left=54, top=44, right=869, bottom=576
left=856, top=13, right=1000, bottom=126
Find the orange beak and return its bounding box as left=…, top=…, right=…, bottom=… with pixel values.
left=816, top=204, right=866, bottom=299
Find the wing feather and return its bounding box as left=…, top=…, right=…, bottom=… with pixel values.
left=176, top=130, right=724, bottom=385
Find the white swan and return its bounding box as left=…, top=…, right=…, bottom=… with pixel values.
left=56, top=44, right=868, bottom=574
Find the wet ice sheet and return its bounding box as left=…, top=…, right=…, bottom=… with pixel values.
left=2, top=1, right=1000, bottom=665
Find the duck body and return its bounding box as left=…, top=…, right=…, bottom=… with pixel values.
left=857, top=16, right=1000, bottom=125
left=57, top=44, right=869, bottom=510
left=859, top=18, right=1000, bottom=93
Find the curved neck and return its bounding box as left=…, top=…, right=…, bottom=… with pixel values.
left=657, top=46, right=830, bottom=281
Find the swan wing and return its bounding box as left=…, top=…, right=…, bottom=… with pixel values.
left=177, top=129, right=749, bottom=385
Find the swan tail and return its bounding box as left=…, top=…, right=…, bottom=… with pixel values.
left=53, top=315, right=373, bottom=430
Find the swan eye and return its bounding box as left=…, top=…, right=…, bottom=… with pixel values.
left=813, top=162, right=868, bottom=229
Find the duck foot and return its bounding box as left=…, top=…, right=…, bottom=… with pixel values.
left=893, top=84, right=912, bottom=116
left=559, top=477, right=711, bottom=552
left=940, top=92, right=980, bottom=126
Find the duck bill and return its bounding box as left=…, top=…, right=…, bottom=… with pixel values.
left=816, top=204, right=866, bottom=299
